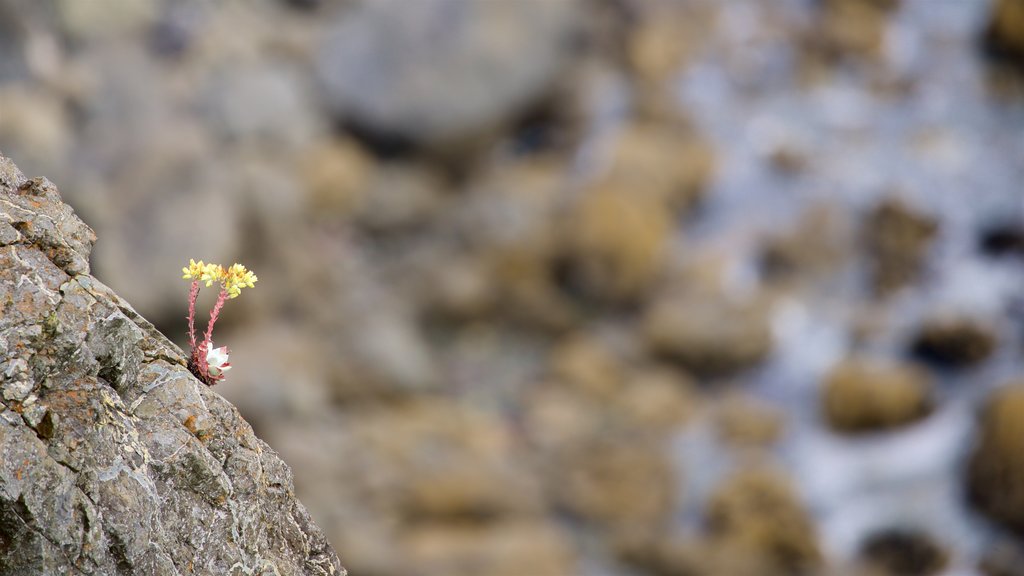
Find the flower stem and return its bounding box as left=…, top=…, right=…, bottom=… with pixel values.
left=187, top=280, right=199, bottom=352
left=202, top=288, right=229, bottom=353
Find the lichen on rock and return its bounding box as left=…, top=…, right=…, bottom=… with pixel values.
left=0, top=152, right=344, bottom=575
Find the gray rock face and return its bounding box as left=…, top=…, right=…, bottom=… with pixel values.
left=0, top=153, right=343, bottom=575
left=317, top=0, right=581, bottom=148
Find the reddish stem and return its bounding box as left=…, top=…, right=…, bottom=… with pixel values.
left=202, top=288, right=229, bottom=354
left=187, top=280, right=199, bottom=352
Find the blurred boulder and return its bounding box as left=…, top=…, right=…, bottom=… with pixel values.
left=559, top=183, right=672, bottom=304
left=644, top=291, right=773, bottom=377
left=979, top=218, right=1024, bottom=258
left=715, top=392, right=785, bottom=448
left=404, top=521, right=577, bottom=576
left=822, top=358, right=933, bottom=433
left=549, top=433, right=675, bottom=528
left=317, top=0, right=583, bottom=150
left=967, top=382, right=1024, bottom=535
left=909, top=316, right=997, bottom=369
left=600, top=119, right=715, bottom=213
left=858, top=528, right=949, bottom=576
left=704, top=469, right=821, bottom=575
left=862, top=198, right=938, bottom=296
left=985, top=0, right=1024, bottom=68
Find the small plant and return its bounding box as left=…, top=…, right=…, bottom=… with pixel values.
left=182, top=259, right=257, bottom=385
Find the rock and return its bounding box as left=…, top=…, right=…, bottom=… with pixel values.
left=967, top=382, right=1024, bottom=535
left=715, top=392, right=785, bottom=447
left=809, top=0, right=900, bottom=63
left=644, top=291, right=773, bottom=377
left=979, top=218, right=1024, bottom=257
left=301, top=138, right=375, bottom=218
left=759, top=205, right=849, bottom=286
left=984, top=0, right=1024, bottom=69
left=858, top=528, right=949, bottom=576
left=56, top=0, right=158, bottom=42
left=909, top=316, right=997, bottom=368
left=704, top=469, right=822, bottom=575
left=403, top=521, right=577, bottom=576
left=455, top=158, right=577, bottom=330
left=598, top=119, right=715, bottom=214
left=558, top=182, right=672, bottom=304
left=822, top=358, right=933, bottom=434
left=317, top=0, right=583, bottom=149
left=862, top=198, right=938, bottom=296
left=549, top=433, right=675, bottom=528
left=0, top=153, right=344, bottom=575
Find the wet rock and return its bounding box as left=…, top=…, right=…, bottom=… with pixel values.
left=403, top=521, right=577, bottom=576
left=979, top=219, right=1024, bottom=257
left=644, top=292, right=773, bottom=377
left=704, top=469, right=822, bottom=575
left=759, top=205, right=850, bottom=286
left=0, top=153, right=344, bottom=575
left=809, top=0, right=900, bottom=63
left=456, top=159, right=576, bottom=330
left=599, top=119, right=715, bottom=214
left=715, top=392, right=785, bottom=448
left=558, top=182, right=672, bottom=304
left=909, top=316, right=998, bottom=368
left=862, top=198, right=938, bottom=296
left=858, top=528, right=949, bottom=576
left=822, top=358, right=933, bottom=434
left=550, top=433, right=675, bottom=528
left=317, top=0, right=583, bottom=150
left=967, top=382, right=1024, bottom=535
left=984, top=0, right=1024, bottom=69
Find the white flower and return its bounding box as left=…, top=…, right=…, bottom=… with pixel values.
left=206, top=342, right=231, bottom=378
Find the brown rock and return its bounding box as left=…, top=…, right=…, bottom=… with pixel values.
left=601, top=120, right=715, bottom=214
left=716, top=392, right=785, bottom=447
left=560, top=182, right=672, bottom=303
left=910, top=316, right=998, bottom=368
left=985, top=0, right=1024, bottom=68
left=862, top=198, right=938, bottom=296
left=644, top=292, right=773, bottom=377
left=403, top=521, right=577, bottom=576
left=822, top=358, right=933, bottom=434
left=301, top=138, right=374, bottom=218
left=810, top=0, right=900, bottom=63
left=858, top=528, right=949, bottom=576
left=967, top=383, right=1024, bottom=534
left=550, top=434, right=675, bottom=528
left=705, top=469, right=822, bottom=575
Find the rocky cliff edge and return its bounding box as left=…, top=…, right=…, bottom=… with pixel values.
left=0, top=152, right=344, bottom=576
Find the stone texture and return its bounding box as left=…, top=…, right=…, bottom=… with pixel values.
left=0, top=153, right=343, bottom=575
left=909, top=316, right=998, bottom=369
left=967, top=382, right=1024, bottom=536
left=822, top=358, right=933, bottom=434
left=317, top=0, right=582, bottom=149
left=862, top=198, right=938, bottom=296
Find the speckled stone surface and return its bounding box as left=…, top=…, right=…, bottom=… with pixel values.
left=0, top=152, right=344, bottom=575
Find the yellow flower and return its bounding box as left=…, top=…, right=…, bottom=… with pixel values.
left=182, top=259, right=206, bottom=280
left=182, top=259, right=256, bottom=298
left=200, top=263, right=225, bottom=288
left=223, top=263, right=257, bottom=299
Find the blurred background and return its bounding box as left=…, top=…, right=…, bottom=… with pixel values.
left=3, top=0, right=1024, bottom=574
